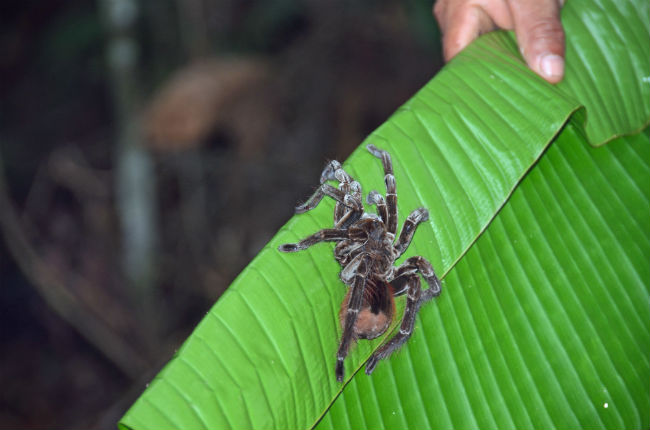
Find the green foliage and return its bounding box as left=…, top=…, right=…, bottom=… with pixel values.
left=317, top=124, right=649, bottom=430
left=120, top=0, right=649, bottom=428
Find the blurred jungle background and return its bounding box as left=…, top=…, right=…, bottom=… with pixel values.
left=0, top=0, right=442, bottom=427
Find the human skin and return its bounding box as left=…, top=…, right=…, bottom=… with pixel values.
left=433, top=0, right=565, bottom=83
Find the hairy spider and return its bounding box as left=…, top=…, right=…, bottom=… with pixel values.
left=279, top=144, right=441, bottom=381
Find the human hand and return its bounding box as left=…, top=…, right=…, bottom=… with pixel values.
left=433, top=0, right=565, bottom=83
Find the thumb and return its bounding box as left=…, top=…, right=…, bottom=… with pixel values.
left=508, top=0, right=565, bottom=83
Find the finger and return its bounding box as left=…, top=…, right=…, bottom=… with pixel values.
left=434, top=0, right=514, bottom=61
left=507, top=0, right=565, bottom=83
left=436, top=3, right=497, bottom=61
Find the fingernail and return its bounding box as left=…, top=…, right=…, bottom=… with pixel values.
left=540, top=54, right=564, bottom=79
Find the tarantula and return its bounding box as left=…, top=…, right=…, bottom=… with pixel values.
left=279, top=144, right=441, bottom=382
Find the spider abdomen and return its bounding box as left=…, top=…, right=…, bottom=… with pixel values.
left=339, top=279, right=395, bottom=340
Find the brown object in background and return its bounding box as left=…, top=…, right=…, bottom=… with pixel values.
left=144, top=57, right=274, bottom=157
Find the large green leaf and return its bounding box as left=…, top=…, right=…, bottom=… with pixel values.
left=120, top=0, right=649, bottom=428
left=317, top=124, right=649, bottom=430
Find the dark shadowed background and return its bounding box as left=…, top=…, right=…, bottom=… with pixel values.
left=0, top=1, right=442, bottom=427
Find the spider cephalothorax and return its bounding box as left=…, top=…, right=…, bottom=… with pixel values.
left=279, top=144, right=441, bottom=381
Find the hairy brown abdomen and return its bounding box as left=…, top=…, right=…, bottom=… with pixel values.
left=339, top=279, right=395, bottom=340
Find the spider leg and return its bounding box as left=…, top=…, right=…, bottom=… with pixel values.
left=278, top=228, right=349, bottom=252
left=312, top=160, right=364, bottom=228
left=365, top=274, right=422, bottom=375
left=366, top=190, right=388, bottom=226
left=334, top=181, right=350, bottom=225
left=366, top=145, right=397, bottom=235
left=295, top=183, right=362, bottom=214
left=335, top=179, right=362, bottom=228
left=334, top=181, right=363, bottom=229
left=334, top=207, right=362, bottom=229
left=336, top=254, right=371, bottom=382
left=394, top=208, right=429, bottom=258
left=320, top=160, right=351, bottom=184
left=393, top=255, right=441, bottom=300
left=320, top=160, right=355, bottom=223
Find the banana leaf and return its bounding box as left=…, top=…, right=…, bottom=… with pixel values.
left=119, top=0, right=649, bottom=428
